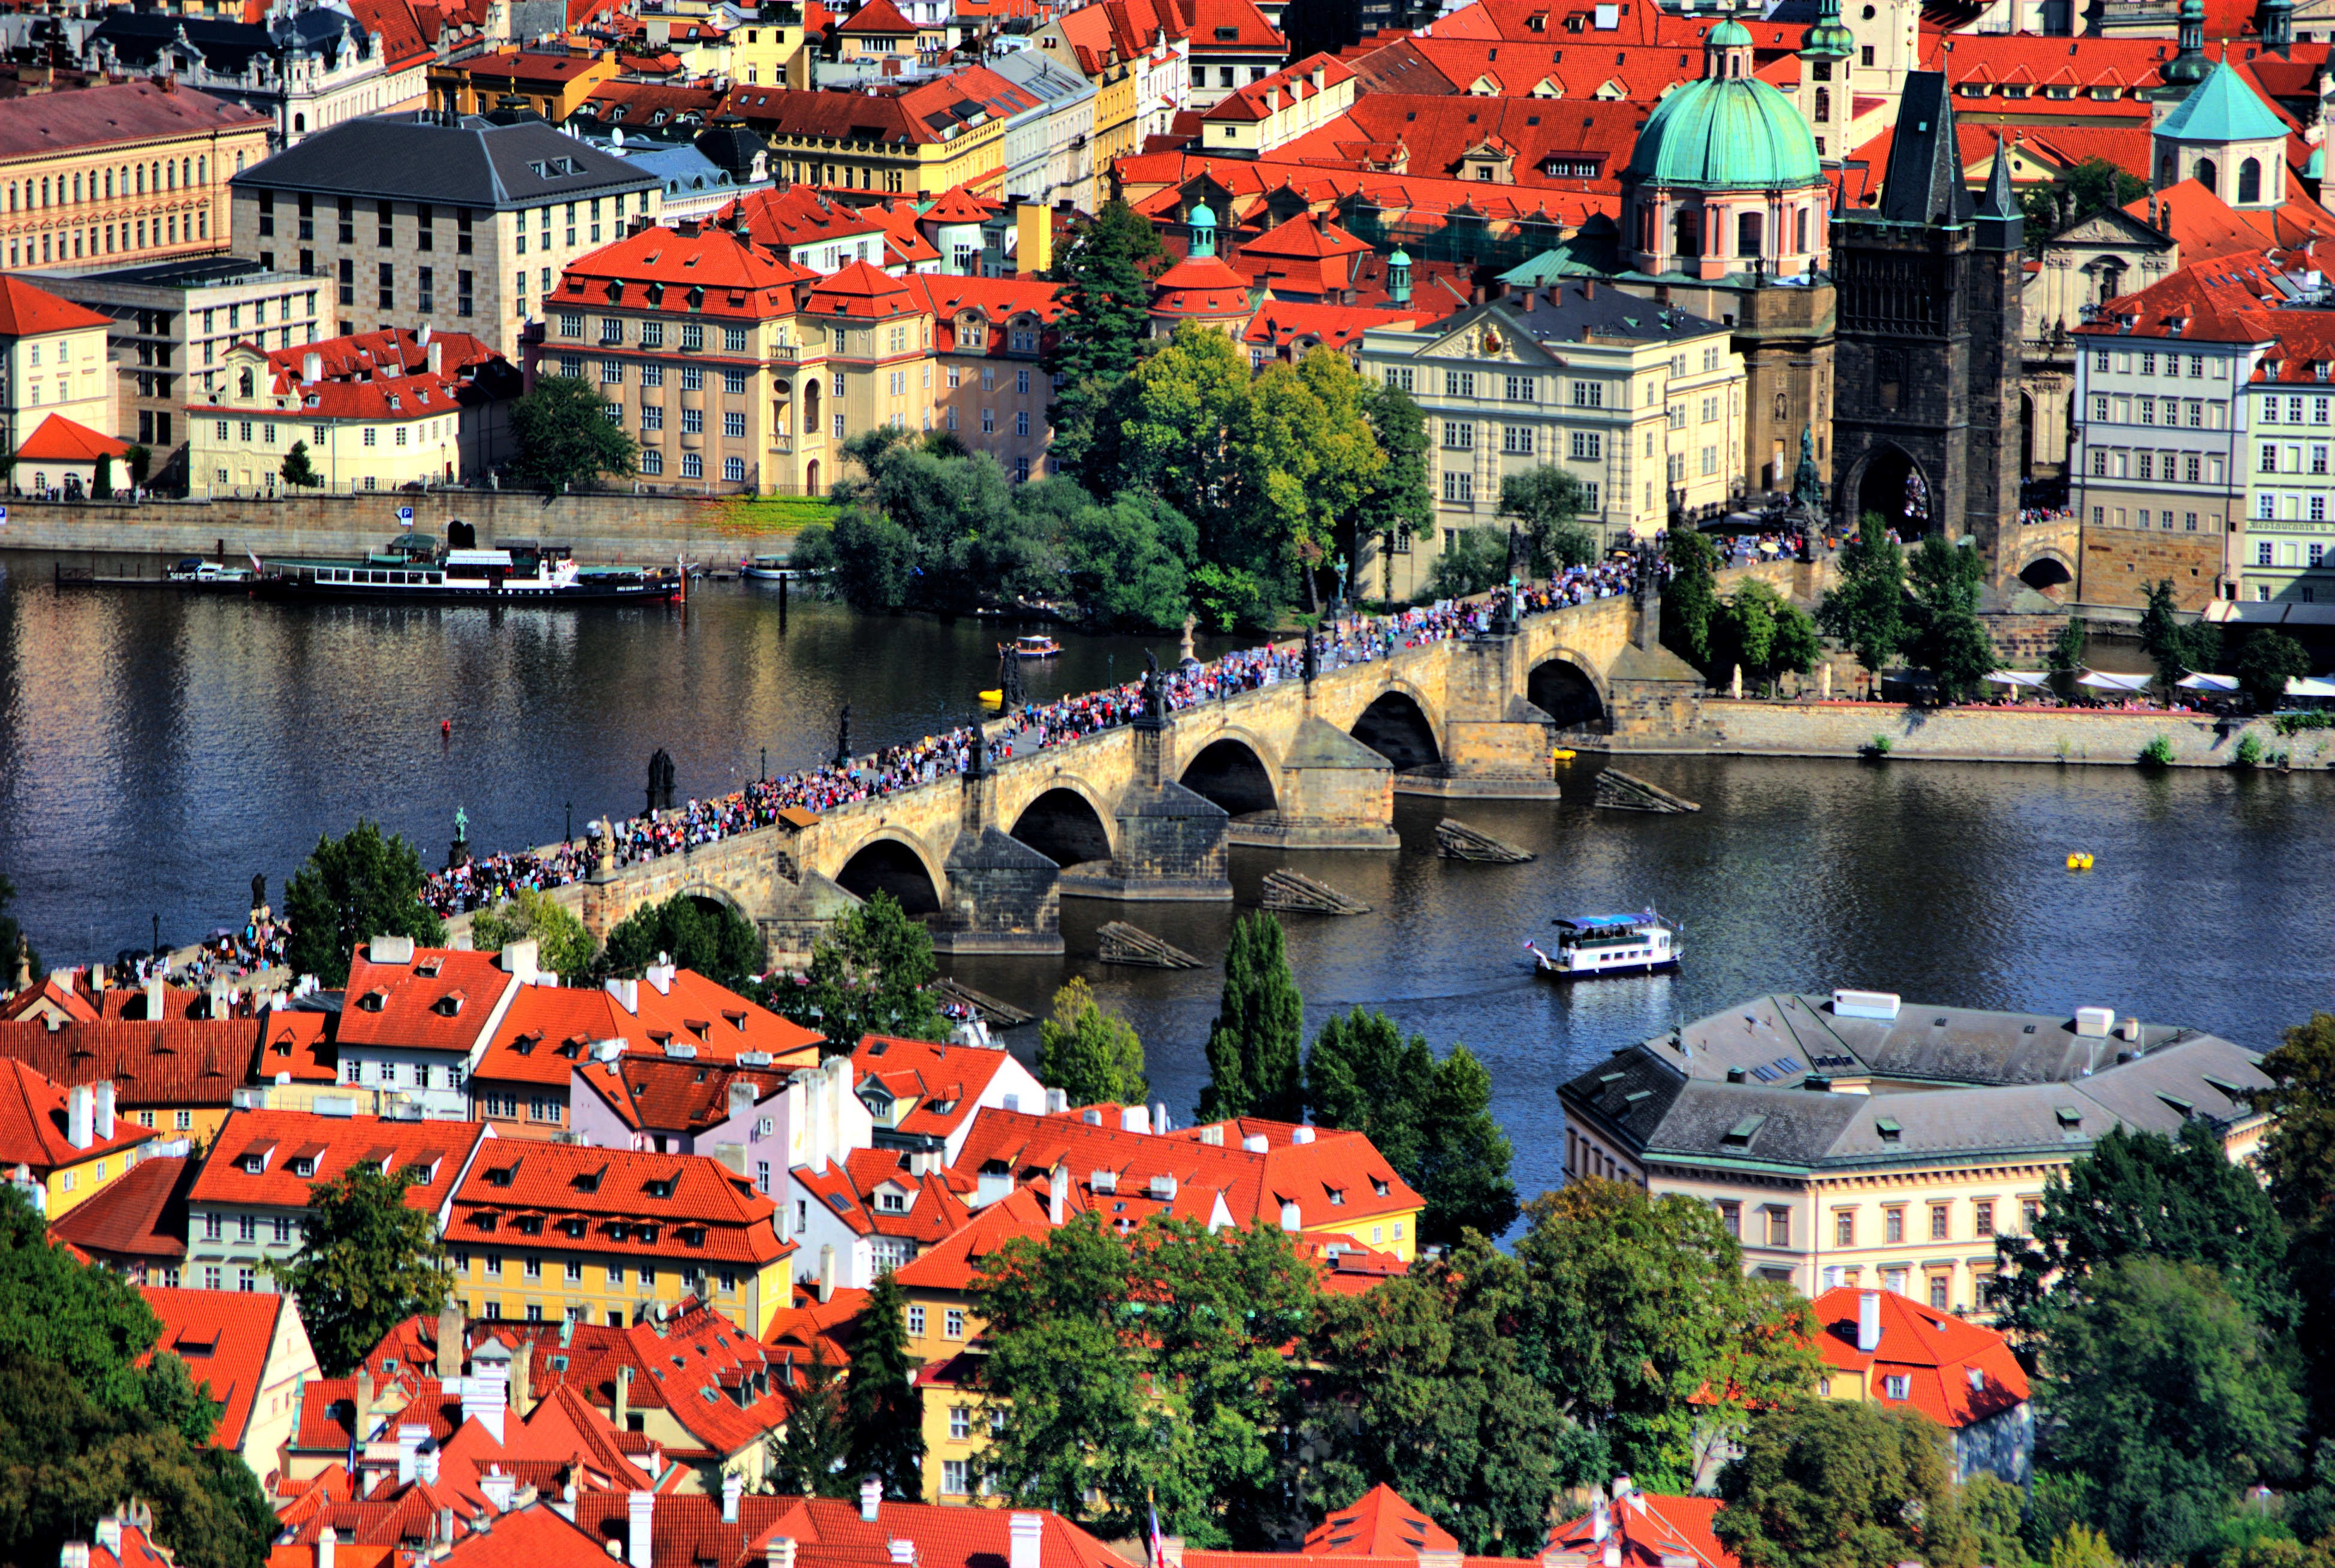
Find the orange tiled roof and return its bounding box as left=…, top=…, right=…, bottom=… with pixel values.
left=139, top=1284, right=292, bottom=1449
left=0, top=1057, right=153, bottom=1170
left=1151, top=252, right=1254, bottom=314
left=568, top=1051, right=794, bottom=1138
left=1305, top=1484, right=1458, bottom=1556
left=890, top=1184, right=1051, bottom=1291
left=186, top=1109, right=489, bottom=1213
left=337, top=944, right=519, bottom=1057
left=907, top=273, right=1064, bottom=354
left=1549, top=1491, right=1737, bottom=1568
left=558, top=222, right=813, bottom=322
left=46, top=1151, right=191, bottom=1260
left=16, top=414, right=130, bottom=464
left=565, top=1486, right=1128, bottom=1568
left=1808, top=1286, right=2029, bottom=1430
left=803, top=258, right=919, bottom=318
left=0, top=276, right=110, bottom=336
left=0, top=1017, right=261, bottom=1108
left=449, top=1141, right=791, bottom=1268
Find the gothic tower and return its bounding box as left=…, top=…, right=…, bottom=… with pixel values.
left=1829, top=73, right=2024, bottom=564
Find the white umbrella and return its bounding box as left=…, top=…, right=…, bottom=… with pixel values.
left=2176, top=673, right=2240, bottom=691
left=2076, top=671, right=2153, bottom=692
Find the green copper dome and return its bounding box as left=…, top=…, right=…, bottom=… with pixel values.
left=1624, top=75, right=1823, bottom=192
left=1707, top=17, right=1754, bottom=43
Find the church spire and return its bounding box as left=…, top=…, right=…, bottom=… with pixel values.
left=1976, top=137, right=2025, bottom=250
left=2161, top=0, right=2209, bottom=90
left=1802, top=0, right=1852, bottom=61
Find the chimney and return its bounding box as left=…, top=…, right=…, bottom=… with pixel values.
left=1118, top=1106, right=1151, bottom=1135
left=397, top=1422, right=429, bottom=1484
left=627, top=1492, right=654, bottom=1568
left=607, top=978, right=639, bottom=1014
left=1043, top=1087, right=1067, bottom=1115
left=509, top=1342, right=532, bottom=1417
left=645, top=961, right=675, bottom=996
left=1857, top=1290, right=1883, bottom=1352
left=1150, top=1101, right=1169, bottom=1135
left=463, top=1371, right=506, bottom=1444
left=1290, top=1126, right=1315, bottom=1145
left=144, top=975, right=164, bottom=1018
left=419, top=1443, right=441, bottom=1485
left=93, top=1517, right=120, bottom=1561
left=67, top=1084, right=93, bottom=1150
left=859, top=1475, right=883, bottom=1523
left=889, top=1545, right=915, bottom=1568
left=316, top=1527, right=336, bottom=1568
left=1583, top=278, right=1597, bottom=300
left=1048, top=1161, right=1069, bottom=1225
left=615, top=1365, right=632, bottom=1429
left=1279, top=1199, right=1301, bottom=1231
left=818, top=1244, right=837, bottom=1303
left=1009, top=1514, right=1043, bottom=1568
left=499, top=939, right=539, bottom=984
left=357, top=1366, right=375, bottom=1420
left=92, top=1080, right=115, bottom=1141
left=436, top=1299, right=464, bottom=1379
left=767, top=1542, right=798, bottom=1568
left=303, top=351, right=323, bottom=382
left=722, top=1471, right=743, bottom=1524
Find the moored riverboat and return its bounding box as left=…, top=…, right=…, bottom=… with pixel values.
left=1527, top=911, right=1679, bottom=978
left=257, top=535, right=682, bottom=603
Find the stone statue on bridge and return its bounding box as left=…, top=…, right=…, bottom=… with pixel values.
left=1137, top=650, right=1168, bottom=729
left=645, top=750, right=676, bottom=815
left=1791, top=426, right=1825, bottom=515
left=967, top=716, right=991, bottom=777
left=833, top=705, right=852, bottom=770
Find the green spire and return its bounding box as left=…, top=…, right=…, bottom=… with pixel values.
left=2161, top=0, right=2209, bottom=89
left=1802, top=0, right=1853, bottom=61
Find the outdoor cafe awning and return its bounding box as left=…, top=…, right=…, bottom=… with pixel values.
left=2176, top=673, right=2241, bottom=691
left=1985, top=671, right=2049, bottom=687
left=2289, top=676, right=2335, bottom=698
left=2077, top=671, right=2153, bottom=693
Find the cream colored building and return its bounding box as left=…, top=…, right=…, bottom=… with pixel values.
left=1359, top=276, right=1743, bottom=593
left=228, top=110, right=661, bottom=360
left=0, top=276, right=123, bottom=481
left=1559, top=990, right=2275, bottom=1317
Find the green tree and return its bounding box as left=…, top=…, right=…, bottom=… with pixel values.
left=1991, top=1121, right=2297, bottom=1337
left=2032, top=1258, right=2306, bottom=1561
left=1046, top=199, right=1165, bottom=478
left=975, top=1214, right=1317, bottom=1546
left=1516, top=1179, right=1818, bottom=1490
left=2048, top=614, right=2089, bottom=674
left=1036, top=977, right=1148, bottom=1108
left=1662, top=527, right=1722, bottom=669
left=1498, top=466, right=1599, bottom=575
left=1719, top=578, right=1822, bottom=695
left=765, top=1338, right=852, bottom=1496
left=1429, top=527, right=1517, bottom=600
left=0, top=871, right=37, bottom=985
left=2020, top=158, right=2149, bottom=252
left=1301, top=1234, right=1586, bottom=1554
left=1960, top=1474, right=2033, bottom=1568
left=92, top=454, right=114, bottom=500
left=1904, top=534, right=1997, bottom=702
left=845, top=1272, right=926, bottom=1499
left=269, top=1163, right=449, bottom=1377
left=1715, top=1400, right=1978, bottom=1568
left=763, top=891, right=945, bottom=1054
left=279, top=441, right=319, bottom=490
left=124, top=444, right=152, bottom=487
left=602, top=892, right=762, bottom=987
left=2243, top=1013, right=2335, bottom=1409
left=283, top=819, right=445, bottom=986
left=1354, top=381, right=1432, bottom=601
left=509, top=375, right=639, bottom=492
left=1199, top=912, right=1304, bottom=1123
left=2237, top=629, right=2312, bottom=711
left=1051, top=485, right=1194, bottom=631
left=1305, top=1009, right=1518, bottom=1244
left=1817, top=525, right=1909, bottom=675
left=2045, top=1524, right=2117, bottom=1568
left=2139, top=577, right=2222, bottom=693
left=1263, top=348, right=1389, bottom=612
left=469, top=886, right=596, bottom=980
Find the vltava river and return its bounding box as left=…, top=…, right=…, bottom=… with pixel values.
left=2, top=553, right=2327, bottom=1208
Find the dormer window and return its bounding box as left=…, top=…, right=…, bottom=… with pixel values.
left=357, top=990, right=388, bottom=1012
left=290, top=1156, right=316, bottom=1177
left=879, top=1189, right=907, bottom=1213
left=432, top=992, right=464, bottom=1017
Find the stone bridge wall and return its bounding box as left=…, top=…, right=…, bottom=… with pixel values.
left=1699, top=699, right=2330, bottom=767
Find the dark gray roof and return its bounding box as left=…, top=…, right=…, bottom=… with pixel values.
left=231, top=113, right=658, bottom=209
left=1417, top=280, right=1727, bottom=361
left=1564, top=991, right=2273, bottom=1172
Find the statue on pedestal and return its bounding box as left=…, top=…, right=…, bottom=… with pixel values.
left=645, top=752, right=675, bottom=815
left=1136, top=649, right=1168, bottom=728
left=967, top=717, right=991, bottom=778
left=1178, top=613, right=1197, bottom=668
left=832, top=704, right=853, bottom=770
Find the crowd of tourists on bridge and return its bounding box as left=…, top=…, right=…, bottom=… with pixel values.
left=415, top=556, right=1643, bottom=917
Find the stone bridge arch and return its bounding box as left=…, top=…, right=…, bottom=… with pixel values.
left=1175, top=729, right=1281, bottom=818
left=1527, top=649, right=1610, bottom=730
left=832, top=829, right=949, bottom=917
left=2016, top=548, right=2076, bottom=599
left=1347, top=684, right=1446, bottom=771
left=1007, top=782, right=1118, bottom=867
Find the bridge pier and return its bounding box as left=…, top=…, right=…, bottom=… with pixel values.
left=1230, top=715, right=1399, bottom=851
left=931, top=737, right=1066, bottom=955
left=1057, top=725, right=1233, bottom=901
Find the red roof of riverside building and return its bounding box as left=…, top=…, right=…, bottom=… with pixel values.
left=0, top=1057, right=153, bottom=1172
left=439, top=1503, right=615, bottom=1568
left=909, top=275, right=1066, bottom=354
left=473, top=970, right=819, bottom=1087
left=47, top=1152, right=192, bottom=1262
left=885, top=1181, right=1048, bottom=1290
left=722, top=186, right=892, bottom=266
left=848, top=1033, right=1045, bottom=1148
left=1548, top=1487, right=1737, bottom=1568
left=559, top=222, right=814, bottom=322
left=15, top=415, right=129, bottom=465
left=1809, top=1286, right=2029, bottom=1429
left=138, top=1284, right=302, bottom=1450
left=802, top=258, right=920, bottom=319
left=448, top=1140, right=792, bottom=1269
left=1306, top=1484, right=1459, bottom=1556
left=337, top=942, right=521, bottom=1059
left=0, top=1016, right=267, bottom=1112
left=188, top=1110, right=491, bottom=1214
left=1203, top=52, right=1355, bottom=125
left=565, top=1488, right=1130, bottom=1568
left=569, top=1051, right=797, bottom=1139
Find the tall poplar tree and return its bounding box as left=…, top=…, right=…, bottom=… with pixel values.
left=1199, top=912, right=1304, bottom=1123
left=1044, top=199, right=1163, bottom=477
left=844, top=1271, right=925, bottom=1498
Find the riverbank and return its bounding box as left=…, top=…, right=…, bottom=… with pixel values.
left=0, top=491, right=824, bottom=565
left=1646, top=698, right=2334, bottom=767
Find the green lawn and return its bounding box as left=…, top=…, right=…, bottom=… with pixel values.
left=722, top=496, right=838, bottom=535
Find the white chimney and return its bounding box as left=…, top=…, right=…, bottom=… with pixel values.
left=1118, top=1106, right=1151, bottom=1134
left=645, top=961, right=675, bottom=996
left=818, top=1244, right=837, bottom=1304
left=461, top=1374, right=506, bottom=1444
left=1091, top=1169, right=1117, bottom=1194
left=2119, top=1015, right=2142, bottom=1042
left=479, top=1468, right=515, bottom=1513
left=67, top=1084, right=93, bottom=1150
left=1148, top=1174, right=1178, bottom=1201
left=1290, top=1126, right=1315, bottom=1145
left=627, top=1492, right=654, bottom=1568
left=722, top=1471, right=743, bottom=1524
left=303, top=350, right=323, bottom=382
left=1048, top=1162, right=1069, bottom=1225
left=419, top=1445, right=440, bottom=1485
left=1150, top=1102, right=1169, bottom=1134
left=1279, top=1200, right=1301, bottom=1232
left=889, top=1545, right=915, bottom=1568
left=976, top=1169, right=1012, bottom=1207
left=1043, top=1087, right=1067, bottom=1114
left=766, top=1540, right=798, bottom=1568
left=607, top=978, right=640, bottom=1014
left=370, top=934, right=416, bottom=964
left=499, top=939, right=539, bottom=984
left=427, top=340, right=444, bottom=375
left=1857, top=1290, right=1883, bottom=1352
left=859, top=1475, right=882, bottom=1523
left=316, top=1527, right=336, bottom=1568
left=397, top=1422, right=428, bottom=1484
left=2073, top=1006, right=2114, bottom=1038
left=1241, top=1134, right=1268, bottom=1153
left=1009, top=1513, right=1043, bottom=1568
left=92, top=1081, right=116, bottom=1141
left=144, top=975, right=164, bottom=1018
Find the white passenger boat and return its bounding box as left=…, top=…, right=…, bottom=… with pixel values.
left=1527, top=911, right=1679, bottom=978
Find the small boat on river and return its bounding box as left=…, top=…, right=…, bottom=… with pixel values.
left=1527, top=911, right=1679, bottom=978
left=1001, top=633, right=1061, bottom=658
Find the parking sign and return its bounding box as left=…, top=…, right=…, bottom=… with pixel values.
left=397, top=505, right=415, bottom=527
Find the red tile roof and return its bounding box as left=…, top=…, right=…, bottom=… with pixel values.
left=1242, top=300, right=1438, bottom=354
left=890, top=1184, right=1051, bottom=1292
left=848, top=1034, right=1031, bottom=1144
left=560, top=218, right=813, bottom=322
left=337, top=945, right=520, bottom=1057
left=803, top=258, right=919, bottom=318
left=346, top=0, right=436, bottom=71
left=1429, top=0, right=1711, bottom=46
left=723, top=185, right=890, bottom=260
left=1305, top=1484, right=1457, bottom=1556
left=569, top=1051, right=794, bottom=1138
left=0, top=276, right=111, bottom=337
left=795, top=1147, right=974, bottom=1243
left=140, top=1284, right=294, bottom=1449
left=1808, top=1286, right=2029, bottom=1430
left=1204, top=52, right=1354, bottom=123
left=718, top=66, right=1042, bottom=150
left=1190, top=0, right=1285, bottom=52
left=0, top=1057, right=153, bottom=1171
left=16, top=415, right=130, bottom=465
left=919, top=182, right=997, bottom=225
left=1549, top=1491, right=1736, bottom=1568
left=47, top=1152, right=191, bottom=1260
left=258, top=1011, right=338, bottom=1084
left=0, top=1017, right=263, bottom=1108
left=449, top=1141, right=791, bottom=1268
left=0, top=80, right=267, bottom=161
left=187, top=1109, right=490, bottom=1214
left=475, top=977, right=820, bottom=1088
left=908, top=273, right=1065, bottom=354
left=839, top=0, right=918, bottom=34
left=565, top=1488, right=1128, bottom=1568
left=444, top=1501, right=615, bottom=1568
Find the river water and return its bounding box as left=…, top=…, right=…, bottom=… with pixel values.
left=3, top=551, right=2329, bottom=1212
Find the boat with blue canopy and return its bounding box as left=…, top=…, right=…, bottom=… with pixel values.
left=1526, top=910, right=1679, bottom=978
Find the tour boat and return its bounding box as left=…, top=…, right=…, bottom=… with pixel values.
left=1527, top=912, right=1680, bottom=979
left=1001, top=634, right=1062, bottom=658
left=742, top=553, right=793, bottom=580
left=167, top=557, right=256, bottom=587
left=257, top=537, right=683, bottom=603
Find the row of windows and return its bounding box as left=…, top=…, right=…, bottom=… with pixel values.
left=215, top=418, right=454, bottom=449
left=7, top=210, right=204, bottom=267
left=476, top=1093, right=563, bottom=1121
left=639, top=407, right=751, bottom=437
left=556, top=355, right=742, bottom=390
left=638, top=450, right=748, bottom=481
left=942, top=406, right=1033, bottom=436
left=2258, top=492, right=2335, bottom=523
left=2090, top=505, right=2212, bottom=533
left=201, top=295, right=319, bottom=336
left=340, top=1058, right=464, bottom=1088
left=196, top=1212, right=301, bottom=1243
left=562, top=313, right=752, bottom=353
left=2258, top=539, right=2331, bottom=566
left=2090, top=394, right=2216, bottom=428
left=2259, top=444, right=2333, bottom=474
left=906, top=1304, right=969, bottom=1338
left=2089, top=448, right=2224, bottom=484
left=2093, top=349, right=2218, bottom=378
left=2260, top=395, right=2335, bottom=424
left=445, top=1251, right=746, bottom=1291
left=1713, top=1195, right=2047, bottom=1248
left=257, top=194, right=481, bottom=252
left=8, top=156, right=207, bottom=211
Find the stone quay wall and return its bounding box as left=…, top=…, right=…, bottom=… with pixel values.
left=0, top=491, right=801, bottom=566
left=1692, top=699, right=2332, bottom=767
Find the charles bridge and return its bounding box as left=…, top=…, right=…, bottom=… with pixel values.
left=544, top=563, right=1814, bottom=964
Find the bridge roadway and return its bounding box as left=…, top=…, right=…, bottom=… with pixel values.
left=566, top=577, right=1716, bottom=962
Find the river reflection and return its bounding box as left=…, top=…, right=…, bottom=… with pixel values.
left=2, top=554, right=2328, bottom=1216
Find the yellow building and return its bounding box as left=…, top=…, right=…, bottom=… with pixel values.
left=429, top=49, right=622, bottom=123
left=0, top=276, right=123, bottom=488
left=188, top=325, right=518, bottom=494
left=0, top=1060, right=159, bottom=1219
left=723, top=65, right=1041, bottom=198
left=728, top=13, right=811, bottom=88
left=1559, top=990, right=2275, bottom=1317
left=447, top=1139, right=795, bottom=1335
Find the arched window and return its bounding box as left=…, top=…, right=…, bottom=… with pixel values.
left=1737, top=209, right=1764, bottom=258
left=2196, top=157, right=2217, bottom=194
left=1796, top=206, right=1809, bottom=253
left=1814, top=86, right=1830, bottom=121
left=2239, top=156, right=2262, bottom=203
